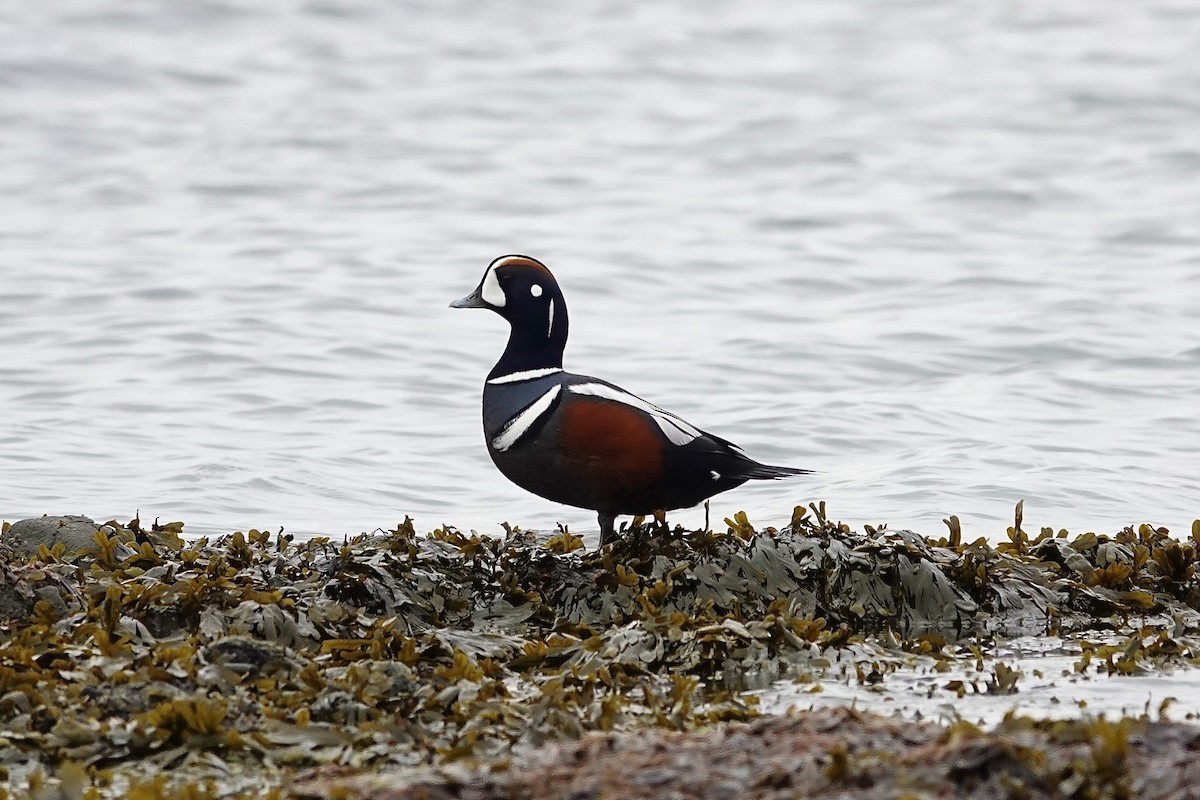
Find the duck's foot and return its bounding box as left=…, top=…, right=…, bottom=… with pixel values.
left=652, top=509, right=669, bottom=533
left=598, top=512, right=617, bottom=547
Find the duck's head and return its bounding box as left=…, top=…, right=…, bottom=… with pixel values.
left=451, top=255, right=569, bottom=374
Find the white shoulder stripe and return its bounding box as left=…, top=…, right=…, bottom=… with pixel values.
left=568, top=382, right=700, bottom=446
left=487, top=367, right=563, bottom=385
left=491, top=385, right=561, bottom=452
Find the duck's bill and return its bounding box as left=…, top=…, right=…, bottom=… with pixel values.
left=450, top=288, right=487, bottom=309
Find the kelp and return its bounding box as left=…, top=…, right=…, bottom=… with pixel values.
left=0, top=505, right=1198, bottom=798
left=291, top=707, right=1200, bottom=800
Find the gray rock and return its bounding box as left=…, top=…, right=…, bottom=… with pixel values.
left=202, top=635, right=300, bottom=675
left=0, top=582, right=33, bottom=620
left=2, top=515, right=100, bottom=557
left=310, top=690, right=372, bottom=725
left=34, top=586, right=70, bottom=618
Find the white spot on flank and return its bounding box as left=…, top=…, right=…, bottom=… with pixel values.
left=487, top=367, right=563, bottom=385
left=710, top=470, right=721, bottom=480
left=491, top=385, right=561, bottom=451
left=568, top=383, right=701, bottom=446
left=547, top=299, right=555, bottom=338
left=481, top=266, right=506, bottom=307
left=530, top=284, right=543, bottom=297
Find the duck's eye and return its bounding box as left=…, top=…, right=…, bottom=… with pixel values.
left=530, top=284, right=543, bottom=298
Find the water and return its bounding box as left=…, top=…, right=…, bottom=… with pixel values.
left=1, top=0, right=1198, bottom=540
left=757, top=635, right=1200, bottom=727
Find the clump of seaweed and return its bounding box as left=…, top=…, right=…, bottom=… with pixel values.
left=291, top=708, right=1200, bottom=800
left=0, top=505, right=1198, bottom=798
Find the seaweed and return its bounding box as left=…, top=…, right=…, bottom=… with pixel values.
left=1, top=505, right=1199, bottom=798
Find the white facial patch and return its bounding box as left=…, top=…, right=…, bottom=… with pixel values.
left=481, top=266, right=506, bottom=307
left=530, top=284, right=543, bottom=297
left=568, top=383, right=701, bottom=446
left=547, top=299, right=555, bottom=338
left=492, top=385, right=561, bottom=451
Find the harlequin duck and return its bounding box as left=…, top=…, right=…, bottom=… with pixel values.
left=451, top=254, right=809, bottom=545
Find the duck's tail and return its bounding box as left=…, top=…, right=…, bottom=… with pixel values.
left=740, top=461, right=812, bottom=481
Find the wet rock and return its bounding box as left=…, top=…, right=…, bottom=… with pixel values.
left=141, top=604, right=187, bottom=638
left=0, top=557, right=84, bottom=621
left=33, top=586, right=69, bottom=619
left=80, top=681, right=184, bottom=717
left=334, top=660, right=419, bottom=705
left=0, top=580, right=34, bottom=620
left=0, top=690, right=33, bottom=717
left=2, top=515, right=101, bottom=557
left=202, top=635, right=300, bottom=675
left=310, top=691, right=373, bottom=725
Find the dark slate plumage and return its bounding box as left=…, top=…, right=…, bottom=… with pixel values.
left=451, top=254, right=809, bottom=544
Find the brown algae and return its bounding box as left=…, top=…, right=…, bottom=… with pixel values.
left=1, top=506, right=1199, bottom=798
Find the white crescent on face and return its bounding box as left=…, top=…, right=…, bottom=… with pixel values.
left=481, top=265, right=506, bottom=307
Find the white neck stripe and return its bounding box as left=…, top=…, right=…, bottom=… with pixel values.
left=487, top=367, right=563, bottom=385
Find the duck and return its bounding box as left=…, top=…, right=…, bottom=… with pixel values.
left=451, top=254, right=809, bottom=545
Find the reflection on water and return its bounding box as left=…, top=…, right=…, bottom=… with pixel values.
left=757, top=635, right=1200, bottom=726
left=1, top=0, right=1197, bottom=538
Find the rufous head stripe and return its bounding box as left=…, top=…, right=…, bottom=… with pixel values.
left=489, top=254, right=554, bottom=278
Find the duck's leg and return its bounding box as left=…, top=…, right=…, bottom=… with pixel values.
left=598, top=512, right=617, bottom=547
left=704, top=499, right=710, bottom=533
left=652, top=508, right=668, bottom=533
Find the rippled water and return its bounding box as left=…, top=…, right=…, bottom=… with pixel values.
left=2, top=0, right=1198, bottom=539
left=758, top=635, right=1200, bottom=726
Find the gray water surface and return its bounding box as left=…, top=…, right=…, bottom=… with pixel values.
left=2, top=0, right=1198, bottom=538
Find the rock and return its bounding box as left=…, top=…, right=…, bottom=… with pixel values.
left=34, top=586, right=69, bottom=618
left=310, top=691, right=373, bottom=726
left=0, top=581, right=33, bottom=620
left=202, top=635, right=300, bottom=675
left=0, top=557, right=84, bottom=621
left=79, top=681, right=184, bottom=717
left=2, top=515, right=100, bottom=557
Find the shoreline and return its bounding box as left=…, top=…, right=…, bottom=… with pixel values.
left=2, top=508, right=1199, bottom=798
